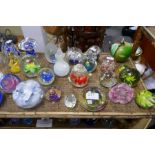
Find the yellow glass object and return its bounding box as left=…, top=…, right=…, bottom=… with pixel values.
left=8, top=53, right=20, bottom=73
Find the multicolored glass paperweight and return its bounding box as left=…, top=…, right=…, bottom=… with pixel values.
left=100, top=56, right=115, bottom=73
left=64, top=94, right=76, bottom=109
left=66, top=47, right=83, bottom=65
left=100, top=71, right=117, bottom=88
left=0, top=74, right=21, bottom=93
left=12, top=80, right=44, bottom=109
left=79, top=87, right=106, bottom=112
left=21, top=55, right=40, bottom=77
left=109, top=83, right=134, bottom=104
left=69, top=64, right=89, bottom=87
left=18, top=37, right=37, bottom=56
left=38, top=68, right=55, bottom=86
left=45, top=86, right=61, bottom=102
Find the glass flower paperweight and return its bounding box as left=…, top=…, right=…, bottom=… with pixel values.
left=119, top=67, right=140, bottom=87
left=38, top=68, right=55, bottom=86
left=20, top=55, right=40, bottom=78
left=100, top=71, right=117, bottom=88
left=100, top=56, right=115, bottom=73
left=45, top=86, right=61, bottom=102
left=66, top=47, right=83, bottom=65
left=69, top=64, right=89, bottom=87
left=54, top=47, right=70, bottom=77
left=0, top=74, right=21, bottom=93
left=109, top=83, right=134, bottom=104
left=12, top=80, right=44, bottom=109
left=18, top=37, right=37, bottom=56
left=64, top=94, right=77, bottom=109
left=79, top=87, right=106, bottom=112
left=2, top=40, right=21, bottom=73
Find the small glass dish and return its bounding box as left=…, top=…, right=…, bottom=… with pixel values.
left=79, top=87, right=106, bottom=112
left=38, top=68, right=55, bottom=86
left=45, top=86, right=62, bottom=102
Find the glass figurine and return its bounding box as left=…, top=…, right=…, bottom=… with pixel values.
left=64, top=94, right=77, bottom=109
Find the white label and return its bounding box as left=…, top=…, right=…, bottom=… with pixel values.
left=107, top=56, right=114, bottom=60
left=86, top=91, right=99, bottom=100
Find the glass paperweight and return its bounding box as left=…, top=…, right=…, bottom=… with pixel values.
left=45, top=86, right=61, bottom=102
left=21, top=55, right=40, bottom=78
left=100, top=71, right=117, bottom=88
left=85, top=45, right=101, bottom=61
left=0, top=74, right=21, bottom=93
left=66, top=47, right=83, bottom=65
left=64, top=94, right=77, bottom=109
left=2, top=40, right=21, bottom=73
left=54, top=47, right=70, bottom=77
left=100, top=56, right=115, bottom=73
left=18, top=37, right=37, bottom=56
left=119, top=67, right=140, bottom=87
left=83, top=59, right=97, bottom=73
left=12, top=80, right=44, bottom=109
left=79, top=87, right=106, bottom=112
left=69, top=64, right=89, bottom=87
left=45, top=42, right=58, bottom=64
left=38, top=68, right=55, bottom=86
left=109, top=83, right=134, bottom=104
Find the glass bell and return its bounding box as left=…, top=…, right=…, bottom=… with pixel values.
left=2, top=40, right=21, bottom=74
left=69, top=64, right=89, bottom=87
left=66, top=47, right=83, bottom=65
left=20, top=55, right=40, bottom=78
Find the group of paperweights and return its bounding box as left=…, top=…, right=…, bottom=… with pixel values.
left=0, top=37, right=142, bottom=112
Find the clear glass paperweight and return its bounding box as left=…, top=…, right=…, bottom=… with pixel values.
left=66, top=47, right=83, bottom=65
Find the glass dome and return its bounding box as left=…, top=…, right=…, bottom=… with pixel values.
left=69, top=64, right=89, bottom=87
